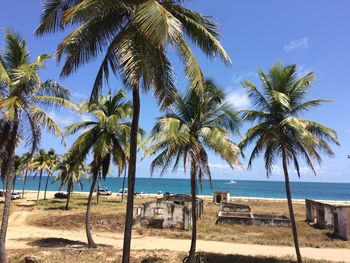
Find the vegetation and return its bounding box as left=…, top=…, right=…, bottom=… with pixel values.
left=0, top=31, right=76, bottom=263
left=30, top=148, right=58, bottom=202
left=239, top=63, right=339, bottom=263
left=36, top=1, right=231, bottom=261
left=53, top=152, right=87, bottom=210
left=145, top=81, right=241, bottom=261
left=66, top=91, right=133, bottom=247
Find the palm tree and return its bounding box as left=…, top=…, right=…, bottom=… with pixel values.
left=66, top=91, right=134, bottom=247
left=20, top=152, right=33, bottom=198
left=31, top=149, right=57, bottom=203
left=36, top=2, right=230, bottom=261
left=239, top=63, right=339, bottom=263
left=144, top=81, right=241, bottom=262
left=11, top=155, right=23, bottom=193
left=43, top=149, right=59, bottom=200
left=0, top=31, right=77, bottom=262
left=54, top=152, right=87, bottom=210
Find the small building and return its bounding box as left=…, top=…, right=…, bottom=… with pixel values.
left=133, top=194, right=204, bottom=230
left=305, top=199, right=335, bottom=229
left=333, top=207, right=350, bottom=240
left=213, top=191, right=230, bottom=204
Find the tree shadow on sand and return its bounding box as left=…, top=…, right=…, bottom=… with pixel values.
left=29, top=238, right=87, bottom=248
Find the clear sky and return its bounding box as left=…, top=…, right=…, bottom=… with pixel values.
left=1, top=0, right=349, bottom=182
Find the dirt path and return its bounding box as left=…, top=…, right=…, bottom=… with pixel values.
left=6, top=209, right=350, bottom=262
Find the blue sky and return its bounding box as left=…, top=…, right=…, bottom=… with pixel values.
left=1, top=0, right=349, bottom=182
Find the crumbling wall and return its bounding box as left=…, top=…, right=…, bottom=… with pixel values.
left=220, top=202, right=251, bottom=213
left=216, top=212, right=290, bottom=227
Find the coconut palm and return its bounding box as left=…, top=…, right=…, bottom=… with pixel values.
left=66, top=91, right=137, bottom=247
left=54, top=152, right=87, bottom=210
left=11, top=155, right=23, bottom=193
left=239, top=63, right=339, bottom=263
left=0, top=31, right=76, bottom=262
left=20, top=152, right=33, bottom=198
left=36, top=2, right=230, bottom=261
left=144, top=80, right=241, bottom=262
left=31, top=149, right=58, bottom=202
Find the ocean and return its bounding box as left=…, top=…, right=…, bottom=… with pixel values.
left=3, top=176, right=350, bottom=201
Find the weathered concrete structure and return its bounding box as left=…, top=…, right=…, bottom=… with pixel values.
left=216, top=211, right=290, bottom=226
left=133, top=194, right=204, bottom=230
left=305, top=199, right=335, bottom=229
left=220, top=202, right=251, bottom=213
left=334, top=207, right=350, bottom=240
left=213, top=191, right=230, bottom=204
left=305, top=199, right=350, bottom=240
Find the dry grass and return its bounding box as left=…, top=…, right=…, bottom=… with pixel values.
left=25, top=196, right=350, bottom=249
left=8, top=248, right=340, bottom=263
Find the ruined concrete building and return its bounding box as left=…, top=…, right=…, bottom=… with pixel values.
left=213, top=191, right=230, bottom=203
left=305, top=199, right=350, bottom=240
left=216, top=202, right=290, bottom=226
left=133, top=194, right=204, bottom=230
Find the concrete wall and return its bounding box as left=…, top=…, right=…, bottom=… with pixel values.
left=305, top=199, right=335, bottom=229
left=334, top=207, right=350, bottom=240
left=216, top=212, right=290, bottom=227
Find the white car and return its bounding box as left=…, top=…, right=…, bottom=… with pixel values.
left=98, top=187, right=112, bottom=196
left=11, top=192, right=21, bottom=200
left=116, top=189, right=128, bottom=196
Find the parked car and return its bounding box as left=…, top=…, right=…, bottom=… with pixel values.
left=135, top=192, right=146, bottom=197
left=116, top=189, right=128, bottom=196
left=99, top=187, right=112, bottom=196
left=54, top=192, right=68, bottom=199
left=11, top=192, right=21, bottom=200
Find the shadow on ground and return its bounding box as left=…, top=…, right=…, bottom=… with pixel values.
left=28, top=238, right=87, bottom=248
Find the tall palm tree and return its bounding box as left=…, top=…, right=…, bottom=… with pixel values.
left=144, top=80, right=241, bottom=262
left=66, top=91, right=134, bottom=247
left=0, top=31, right=77, bottom=262
left=31, top=149, right=57, bottom=203
left=239, top=63, right=339, bottom=263
left=54, top=152, right=87, bottom=210
left=20, top=152, right=33, bottom=198
left=36, top=2, right=230, bottom=261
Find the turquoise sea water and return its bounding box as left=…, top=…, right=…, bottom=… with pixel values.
left=3, top=177, right=350, bottom=201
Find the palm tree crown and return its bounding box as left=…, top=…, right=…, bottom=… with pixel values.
left=35, top=0, right=231, bottom=102
left=240, top=63, right=339, bottom=176
left=145, top=80, right=241, bottom=178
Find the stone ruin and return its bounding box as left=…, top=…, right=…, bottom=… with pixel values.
left=133, top=194, right=204, bottom=230
left=216, top=202, right=290, bottom=227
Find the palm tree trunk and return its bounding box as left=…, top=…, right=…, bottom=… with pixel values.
left=282, top=149, right=302, bottom=263
left=36, top=170, right=43, bottom=204
left=12, top=174, right=16, bottom=193
left=0, top=122, right=19, bottom=263
left=21, top=169, right=29, bottom=198
left=96, top=172, right=100, bottom=204
left=122, top=86, right=140, bottom=263
left=44, top=173, right=50, bottom=200
left=121, top=166, right=127, bottom=202
left=188, top=161, right=197, bottom=263
left=86, top=172, right=98, bottom=248
left=65, top=178, right=73, bottom=210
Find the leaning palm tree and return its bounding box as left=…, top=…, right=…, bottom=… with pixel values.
left=11, top=155, right=23, bottom=193
left=239, top=63, right=339, bottom=263
left=0, top=31, right=77, bottom=263
left=144, top=80, right=241, bottom=262
left=20, top=152, right=33, bottom=198
left=66, top=91, right=135, bottom=247
left=54, top=152, right=87, bottom=210
left=36, top=2, right=230, bottom=261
